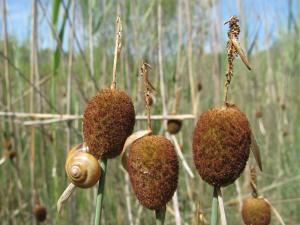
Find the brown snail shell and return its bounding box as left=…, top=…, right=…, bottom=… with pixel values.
left=65, top=149, right=100, bottom=188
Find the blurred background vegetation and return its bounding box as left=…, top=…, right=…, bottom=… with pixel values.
left=0, top=0, right=299, bottom=224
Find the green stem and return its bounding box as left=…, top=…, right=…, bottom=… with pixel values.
left=94, top=159, right=108, bottom=225
left=155, top=205, right=166, bottom=225
left=210, top=186, right=219, bottom=225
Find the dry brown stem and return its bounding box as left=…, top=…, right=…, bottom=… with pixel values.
left=140, top=62, right=155, bottom=130
left=250, top=166, right=258, bottom=198
left=111, top=16, right=122, bottom=90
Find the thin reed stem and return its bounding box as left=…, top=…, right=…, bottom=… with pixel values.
left=94, top=159, right=107, bottom=225
left=210, top=187, right=219, bottom=225
left=111, top=17, right=122, bottom=90
left=155, top=206, right=166, bottom=225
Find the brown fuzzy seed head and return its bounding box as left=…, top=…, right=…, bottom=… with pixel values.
left=255, top=111, right=263, bottom=119
left=242, top=197, right=271, bottom=225
left=3, top=150, right=17, bottom=160
left=193, top=106, right=251, bottom=186
left=127, top=135, right=179, bottom=210
left=34, top=205, right=47, bottom=222
left=83, top=89, right=135, bottom=159
left=197, top=82, right=203, bottom=92
left=167, top=119, right=182, bottom=134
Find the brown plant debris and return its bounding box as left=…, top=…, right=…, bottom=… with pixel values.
left=140, top=62, right=155, bottom=130
left=255, top=110, right=263, bottom=119
left=127, top=135, right=179, bottom=210
left=193, top=105, right=251, bottom=187
left=167, top=88, right=183, bottom=134
left=34, top=204, right=47, bottom=222
left=167, top=119, right=182, bottom=134
left=224, top=16, right=251, bottom=103
left=83, top=89, right=135, bottom=159
left=250, top=165, right=258, bottom=197
left=242, top=197, right=271, bottom=225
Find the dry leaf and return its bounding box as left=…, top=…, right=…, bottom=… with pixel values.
left=264, top=198, right=285, bottom=225
left=169, top=134, right=194, bottom=178
left=250, top=132, right=263, bottom=171
left=231, top=38, right=252, bottom=70
left=57, top=183, right=76, bottom=214
left=121, top=129, right=152, bottom=171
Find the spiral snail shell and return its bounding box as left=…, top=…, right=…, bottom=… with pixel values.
left=65, top=145, right=100, bottom=188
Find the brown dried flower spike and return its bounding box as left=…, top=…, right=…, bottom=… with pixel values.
left=224, top=16, right=251, bottom=103
left=193, top=105, right=251, bottom=186
left=127, top=62, right=179, bottom=210
left=127, top=135, right=179, bottom=209
left=82, top=17, right=135, bottom=160
left=83, top=89, right=135, bottom=159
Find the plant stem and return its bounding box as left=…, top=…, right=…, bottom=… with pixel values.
left=155, top=205, right=166, bottom=225
left=217, top=187, right=227, bottom=225
left=210, top=186, right=219, bottom=225
left=94, top=159, right=108, bottom=225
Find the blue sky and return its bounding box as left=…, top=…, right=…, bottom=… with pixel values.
left=1, top=0, right=298, bottom=51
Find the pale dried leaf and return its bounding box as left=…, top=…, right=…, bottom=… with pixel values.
left=169, top=134, right=194, bottom=178
left=57, top=183, right=76, bottom=214
left=121, top=129, right=152, bottom=170
left=0, top=157, right=6, bottom=165
left=251, top=132, right=263, bottom=171
left=264, top=198, right=286, bottom=225
left=231, top=38, right=252, bottom=70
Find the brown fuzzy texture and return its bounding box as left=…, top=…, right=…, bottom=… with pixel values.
left=167, top=119, right=182, bottom=134
left=197, top=82, right=203, bottom=92
left=127, top=135, right=179, bottom=210
left=83, top=89, right=135, bottom=159
left=34, top=205, right=47, bottom=222
left=255, top=111, right=263, bottom=119
left=242, top=197, right=271, bottom=225
left=193, top=106, right=251, bottom=187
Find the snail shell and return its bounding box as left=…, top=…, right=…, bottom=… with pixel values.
left=65, top=149, right=100, bottom=188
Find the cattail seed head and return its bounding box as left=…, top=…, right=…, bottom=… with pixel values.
left=242, top=197, right=271, bottom=225
left=193, top=105, right=251, bottom=186
left=255, top=111, right=263, bottom=119
left=167, top=119, right=182, bottom=134
left=127, top=135, right=179, bottom=210
left=34, top=204, right=47, bottom=222
left=83, top=89, right=135, bottom=159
